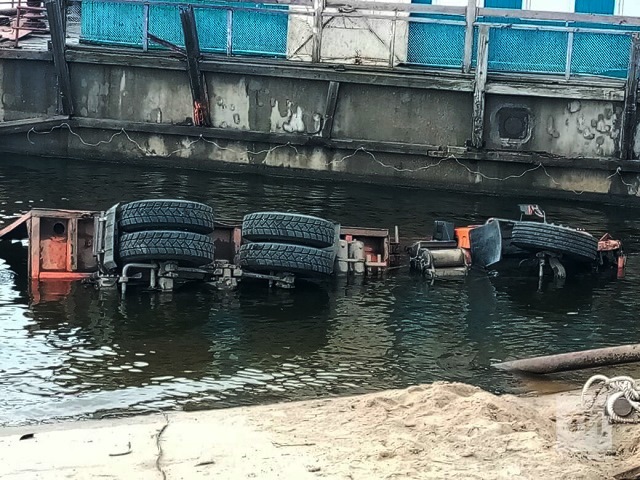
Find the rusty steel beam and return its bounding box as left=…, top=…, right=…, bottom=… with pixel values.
left=493, top=343, right=640, bottom=374
left=179, top=6, right=211, bottom=127
left=45, top=0, right=73, bottom=116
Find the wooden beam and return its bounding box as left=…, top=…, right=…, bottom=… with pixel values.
left=312, top=0, right=325, bottom=63
left=485, top=81, right=624, bottom=102
left=179, top=6, right=211, bottom=127
left=326, top=1, right=466, bottom=15
left=620, top=33, right=640, bottom=160
left=479, top=7, right=640, bottom=27
left=463, top=0, right=476, bottom=74
left=321, top=81, right=340, bottom=138
left=45, top=0, right=74, bottom=116
left=471, top=25, right=489, bottom=149
left=0, top=115, right=69, bottom=135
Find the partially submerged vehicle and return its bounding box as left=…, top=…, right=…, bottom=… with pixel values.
left=0, top=201, right=625, bottom=298
left=0, top=199, right=401, bottom=295
left=408, top=204, right=625, bottom=282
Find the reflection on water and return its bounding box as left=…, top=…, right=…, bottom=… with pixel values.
left=0, top=154, right=639, bottom=425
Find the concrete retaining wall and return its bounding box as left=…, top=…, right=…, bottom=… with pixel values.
left=1, top=50, right=640, bottom=203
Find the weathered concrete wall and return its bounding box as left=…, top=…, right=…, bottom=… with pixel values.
left=287, top=1, right=409, bottom=66
left=2, top=126, right=637, bottom=203
left=206, top=74, right=327, bottom=134
left=333, top=84, right=472, bottom=145
left=0, top=59, right=57, bottom=121
left=70, top=64, right=193, bottom=124
left=484, top=95, right=623, bottom=158
left=2, top=54, right=640, bottom=203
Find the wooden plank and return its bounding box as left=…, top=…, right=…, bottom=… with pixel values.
left=0, top=115, right=69, bottom=135
left=29, top=216, right=40, bottom=280
left=326, top=1, right=465, bottom=15
left=311, top=0, right=324, bottom=63
left=65, top=48, right=476, bottom=92
left=0, top=211, right=31, bottom=239
left=620, top=33, right=640, bottom=160
left=463, top=0, right=476, bottom=74
left=44, top=0, right=73, bottom=116
left=479, top=7, right=640, bottom=27
left=180, top=5, right=211, bottom=127
left=67, top=217, right=77, bottom=271
left=485, top=81, right=625, bottom=102
left=471, top=25, right=489, bottom=149
left=320, top=80, right=340, bottom=138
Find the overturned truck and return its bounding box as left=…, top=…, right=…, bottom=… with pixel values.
left=0, top=199, right=401, bottom=294
left=0, top=200, right=626, bottom=297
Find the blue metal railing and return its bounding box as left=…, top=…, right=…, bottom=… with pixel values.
left=80, top=0, right=288, bottom=57
left=79, top=0, right=638, bottom=79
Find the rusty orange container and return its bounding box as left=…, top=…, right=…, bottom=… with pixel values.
left=454, top=226, right=478, bottom=250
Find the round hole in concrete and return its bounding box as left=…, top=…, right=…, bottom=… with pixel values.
left=504, top=116, right=525, bottom=137
left=53, top=222, right=66, bottom=236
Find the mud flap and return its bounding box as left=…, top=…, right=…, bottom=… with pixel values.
left=470, top=219, right=502, bottom=268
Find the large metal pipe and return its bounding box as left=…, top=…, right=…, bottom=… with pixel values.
left=493, top=343, right=640, bottom=374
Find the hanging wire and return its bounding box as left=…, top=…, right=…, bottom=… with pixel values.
left=26, top=122, right=634, bottom=194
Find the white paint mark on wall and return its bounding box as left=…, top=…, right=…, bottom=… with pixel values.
left=118, top=70, right=127, bottom=118
left=210, top=77, right=250, bottom=130
left=283, top=106, right=306, bottom=133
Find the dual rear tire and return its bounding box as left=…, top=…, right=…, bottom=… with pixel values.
left=239, top=212, right=337, bottom=276
left=117, top=200, right=215, bottom=267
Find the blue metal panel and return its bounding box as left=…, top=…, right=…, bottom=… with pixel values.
left=81, top=1, right=144, bottom=47
left=571, top=32, right=630, bottom=78
left=575, top=0, right=615, bottom=14
left=484, top=0, right=521, bottom=8
left=82, top=0, right=286, bottom=57
left=195, top=7, right=227, bottom=53
left=407, top=23, right=466, bottom=68
left=406, top=0, right=466, bottom=68
left=488, top=28, right=567, bottom=74
left=231, top=4, right=287, bottom=56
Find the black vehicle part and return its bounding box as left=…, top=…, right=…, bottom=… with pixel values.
left=511, top=221, right=598, bottom=262
left=118, top=230, right=215, bottom=267
left=119, top=199, right=215, bottom=235
left=238, top=242, right=335, bottom=275
left=242, top=212, right=336, bottom=248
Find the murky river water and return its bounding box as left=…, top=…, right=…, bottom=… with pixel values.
left=0, top=154, right=638, bottom=426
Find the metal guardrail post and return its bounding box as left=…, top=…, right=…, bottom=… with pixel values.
left=311, top=0, right=324, bottom=62
left=620, top=33, right=640, bottom=160
left=463, top=0, right=476, bottom=74
left=564, top=30, right=574, bottom=80
left=142, top=3, right=149, bottom=52
left=388, top=11, right=397, bottom=68
left=226, top=8, right=232, bottom=56
left=471, top=24, right=489, bottom=149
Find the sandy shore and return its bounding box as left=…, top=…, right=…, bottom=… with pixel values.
left=1, top=382, right=638, bottom=479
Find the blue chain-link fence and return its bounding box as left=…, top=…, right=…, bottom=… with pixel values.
left=81, top=0, right=287, bottom=57
left=407, top=14, right=637, bottom=79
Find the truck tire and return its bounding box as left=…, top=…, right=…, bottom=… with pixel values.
left=242, top=212, right=336, bottom=248
left=238, top=242, right=335, bottom=275
left=118, top=230, right=215, bottom=267
left=119, top=199, right=215, bottom=235
left=511, top=221, right=598, bottom=262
